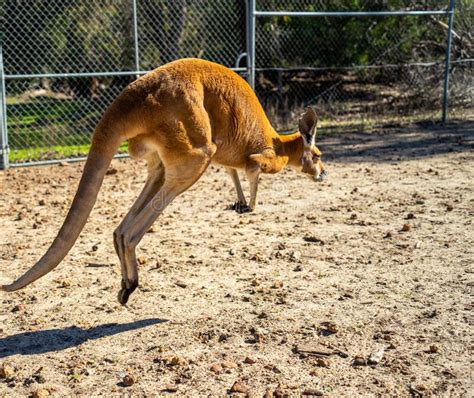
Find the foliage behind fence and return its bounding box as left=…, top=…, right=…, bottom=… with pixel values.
left=1, top=0, right=472, bottom=165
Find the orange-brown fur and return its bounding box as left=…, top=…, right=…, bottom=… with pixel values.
left=1, top=59, right=325, bottom=304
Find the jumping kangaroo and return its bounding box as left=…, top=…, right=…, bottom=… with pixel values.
left=1, top=58, right=326, bottom=304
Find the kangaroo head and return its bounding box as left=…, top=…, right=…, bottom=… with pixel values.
left=298, top=107, right=327, bottom=182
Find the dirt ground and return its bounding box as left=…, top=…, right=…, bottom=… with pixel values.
left=0, top=121, right=473, bottom=397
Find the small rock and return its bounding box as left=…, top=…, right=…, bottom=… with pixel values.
left=229, top=248, right=236, bottom=255
left=32, top=389, right=50, bottom=398
left=316, top=358, right=330, bottom=368
left=0, top=363, right=15, bottom=378
left=352, top=356, right=367, bottom=366
left=218, top=333, right=228, bottom=342
left=166, top=356, right=188, bottom=367
left=244, top=356, right=257, bottom=364
left=162, top=384, right=178, bottom=393
left=446, top=204, right=454, bottom=211
left=368, top=348, right=385, bottom=365
left=303, top=236, right=324, bottom=244
left=302, top=389, right=323, bottom=396
left=137, top=255, right=147, bottom=265
left=263, top=389, right=273, bottom=398
left=406, top=213, right=416, bottom=219
left=230, top=381, right=248, bottom=393
left=428, top=344, right=440, bottom=353
left=320, top=321, right=338, bottom=334
left=91, top=244, right=99, bottom=252
left=272, top=281, right=283, bottom=289
left=401, top=224, right=411, bottom=232
left=383, top=232, right=392, bottom=239
left=122, top=374, right=136, bottom=387
left=175, top=281, right=187, bottom=288
left=293, top=265, right=303, bottom=272
left=38, top=199, right=46, bottom=206
left=221, top=360, right=238, bottom=369
left=210, top=363, right=222, bottom=374
left=11, top=304, right=24, bottom=313
left=264, top=364, right=281, bottom=374
left=60, top=279, right=71, bottom=288
left=273, top=388, right=285, bottom=398
left=106, top=167, right=118, bottom=175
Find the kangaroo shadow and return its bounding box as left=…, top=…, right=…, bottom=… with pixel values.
left=0, top=318, right=166, bottom=358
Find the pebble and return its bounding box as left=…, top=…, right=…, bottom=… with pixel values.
left=137, top=255, right=147, bottom=265
left=32, top=389, right=50, bottom=398
left=368, top=348, right=385, bottom=365
left=210, top=364, right=223, bottom=374
left=221, top=360, right=238, bottom=369
left=316, top=358, right=330, bottom=368
left=429, top=344, right=440, bottom=353
left=230, top=381, right=248, bottom=393
left=106, top=167, right=118, bottom=175
left=0, top=363, right=15, bottom=378
left=272, top=281, right=284, bottom=289
left=320, top=322, right=338, bottom=334
left=273, top=388, right=285, bottom=397
left=60, top=279, right=71, bottom=288
left=352, top=356, right=367, bottom=366
left=401, top=223, right=411, bottom=232
left=122, top=374, right=136, bottom=387
left=302, top=389, right=324, bottom=396
left=11, top=304, right=24, bottom=313
left=166, top=356, right=188, bottom=367
left=263, top=389, right=273, bottom=398
left=244, top=356, right=257, bottom=364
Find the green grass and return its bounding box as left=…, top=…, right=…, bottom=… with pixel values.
left=6, top=93, right=449, bottom=164
left=10, top=143, right=129, bottom=163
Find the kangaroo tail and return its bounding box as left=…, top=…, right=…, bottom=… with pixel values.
left=1, top=124, right=123, bottom=292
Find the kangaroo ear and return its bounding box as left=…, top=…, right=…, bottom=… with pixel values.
left=298, top=107, right=318, bottom=145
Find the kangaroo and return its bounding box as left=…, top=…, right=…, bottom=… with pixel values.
left=1, top=58, right=326, bottom=305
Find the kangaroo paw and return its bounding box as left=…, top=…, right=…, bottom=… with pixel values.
left=233, top=202, right=252, bottom=214
left=117, top=279, right=138, bottom=305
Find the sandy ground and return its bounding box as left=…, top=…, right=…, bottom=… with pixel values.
left=0, top=121, right=473, bottom=397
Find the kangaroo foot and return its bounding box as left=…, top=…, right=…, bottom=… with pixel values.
left=118, top=279, right=138, bottom=305
left=230, top=201, right=252, bottom=213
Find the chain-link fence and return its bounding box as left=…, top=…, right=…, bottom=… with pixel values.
left=251, top=0, right=473, bottom=131
left=0, top=0, right=472, bottom=168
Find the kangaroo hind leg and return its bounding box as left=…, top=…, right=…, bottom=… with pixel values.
left=116, top=144, right=215, bottom=305
left=113, top=155, right=164, bottom=305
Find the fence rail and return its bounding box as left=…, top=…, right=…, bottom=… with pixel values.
left=1, top=0, right=472, bottom=169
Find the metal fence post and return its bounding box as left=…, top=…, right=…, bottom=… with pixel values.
left=132, top=0, right=140, bottom=76
left=246, top=0, right=256, bottom=90
left=442, top=0, right=455, bottom=123
left=0, top=44, right=9, bottom=170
